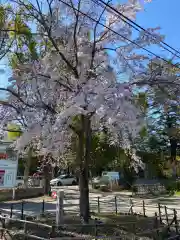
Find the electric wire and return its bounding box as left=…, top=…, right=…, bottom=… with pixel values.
left=58, top=0, right=180, bottom=70
left=95, top=0, right=180, bottom=59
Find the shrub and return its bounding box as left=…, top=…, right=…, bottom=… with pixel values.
left=99, top=185, right=110, bottom=192
left=164, top=180, right=180, bottom=194
left=132, top=186, right=138, bottom=193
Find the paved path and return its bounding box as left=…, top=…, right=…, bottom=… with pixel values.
left=0, top=186, right=180, bottom=220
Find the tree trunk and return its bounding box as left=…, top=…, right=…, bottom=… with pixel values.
left=43, top=164, right=51, bottom=195
left=170, top=138, right=177, bottom=163
left=44, top=177, right=51, bottom=195
left=23, top=147, right=32, bottom=188
left=78, top=115, right=91, bottom=223
left=79, top=166, right=90, bottom=223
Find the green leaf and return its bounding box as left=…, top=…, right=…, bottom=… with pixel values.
left=136, top=92, right=148, bottom=111
left=28, top=40, right=38, bottom=60
left=139, top=126, right=147, bottom=138
left=9, top=54, right=18, bottom=69
left=0, top=6, right=5, bottom=29
left=87, top=31, right=91, bottom=41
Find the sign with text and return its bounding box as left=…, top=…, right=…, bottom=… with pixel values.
left=0, top=153, right=8, bottom=159
left=0, top=141, right=18, bottom=188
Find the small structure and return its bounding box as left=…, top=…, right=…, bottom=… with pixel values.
left=133, top=179, right=166, bottom=195
left=0, top=141, right=18, bottom=188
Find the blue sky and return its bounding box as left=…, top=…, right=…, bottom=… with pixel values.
left=0, top=0, right=180, bottom=99
left=137, top=0, right=180, bottom=52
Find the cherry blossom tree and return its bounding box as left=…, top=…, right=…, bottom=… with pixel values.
left=1, top=0, right=179, bottom=222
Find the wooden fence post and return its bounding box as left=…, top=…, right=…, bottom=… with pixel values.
left=129, top=199, right=133, bottom=214
left=158, top=203, right=162, bottom=224
left=142, top=200, right=146, bottom=217
left=114, top=196, right=117, bottom=215
left=21, top=201, right=24, bottom=220
left=97, top=197, right=100, bottom=214
left=154, top=212, right=159, bottom=239
left=94, top=219, right=98, bottom=240
left=10, top=203, right=13, bottom=218
left=154, top=212, right=158, bottom=228
left=56, top=191, right=64, bottom=227
left=0, top=216, right=5, bottom=239
left=24, top=216, right=27, bottom=240
left=164, top=206, right=169, bottom=228
left=42, top=199, right=45, bottom=215
left=173, top=209, right=178, bottom=234
left=132, top=222, right=136, bottom=235
left=49, top=225, right=56, bottom=238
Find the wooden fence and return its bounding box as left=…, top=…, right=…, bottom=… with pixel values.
left=0, top=195, right=180, bottom=239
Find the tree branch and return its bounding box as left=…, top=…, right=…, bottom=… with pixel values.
left=3, top=128, right=22, bottom=133
left=37, top=73, right=73, bottom=92
left=0, top=88, right=32, bottom=108
left=90, top=1, right=109, bottom=69
left=70, top=0, right=81, bottom=68
left=12, top=0, right=79, bottom=78
left=0, top=100, right=22, bottom=114
left=0, top=87, right=57, bottom=114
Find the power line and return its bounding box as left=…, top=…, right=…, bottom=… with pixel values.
left=58, top=0, right=180, bottom=70
left=95, top=0, right=180, bottom=59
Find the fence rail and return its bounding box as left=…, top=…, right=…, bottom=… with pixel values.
left=0, top=194, right=180, bottom=239
left=0, top=196, right=179, bottom=220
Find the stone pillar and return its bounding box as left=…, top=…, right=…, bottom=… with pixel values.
left=56, top=191, right=64, bottom=227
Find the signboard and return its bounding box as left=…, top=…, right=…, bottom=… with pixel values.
left=0, top=153, right=8, bottom=159
left=0, top=141, right=18, bottom=188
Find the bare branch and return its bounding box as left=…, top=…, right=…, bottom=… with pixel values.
left=70, top=0, right=81, bottom=68
left=0, top=100, right=21, bottom=114
left=0, top=87, right=57, bottom=114
left=0, top=88, right=33, bottom=108
left=12, top=0, right=79, bottom=78
left=0, top=38, right=15, bottom=61
left=37, top=73, right=73, bottom=92
left=90, top=1, right=110, bottom=69
left=132, top=78, right=180, bottom=87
